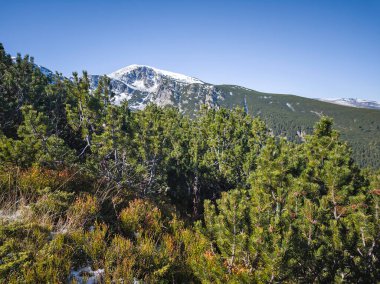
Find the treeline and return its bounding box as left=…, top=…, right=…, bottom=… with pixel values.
left=0, top=44, right=379, bottom=283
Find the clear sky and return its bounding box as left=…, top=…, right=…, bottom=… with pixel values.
left=1, top=0, right=379, bottom=100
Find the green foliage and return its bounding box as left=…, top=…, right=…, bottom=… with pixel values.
left=0, top=44, right=379, bottom=282
left=204, top=189, right=255, bottom=282
left=120, top=199, right=163, bottom=238
left=0, top=44, right=50, bottom=138
left=104, top=235, right=136, bottom=282
left=22, top=234, right=73, bottom=283
left=0, top=223, right=51, bottom=281
left=30, top=188, right=73, bottom=222
left=192, top=117, right=379, bottom=282
left=0, top=105, right=76, bottom=168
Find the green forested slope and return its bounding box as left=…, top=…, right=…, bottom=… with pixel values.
left=217, top=85, right=380, bottom=168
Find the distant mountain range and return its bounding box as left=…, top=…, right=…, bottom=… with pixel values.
left=86, top=64, right=380, bottom=111
left=37, top=63, right=380, bottom=168
left=316, top=98, right=380, bottom=110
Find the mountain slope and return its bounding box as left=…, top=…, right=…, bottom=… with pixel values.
left=216, top=85, right=380, bottom=168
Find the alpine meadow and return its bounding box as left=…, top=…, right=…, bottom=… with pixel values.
left=1, top=1, right=380, bottom=283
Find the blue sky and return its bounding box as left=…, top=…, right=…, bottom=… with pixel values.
left=1, top=0, right=379, bottom=100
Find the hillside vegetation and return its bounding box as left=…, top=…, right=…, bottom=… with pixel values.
left=0, top=44, right=379, bottom=283
left=217, top=85, right=380, bottom=169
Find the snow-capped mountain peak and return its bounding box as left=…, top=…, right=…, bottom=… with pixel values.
left=108, top=64, right=204, bottom=88
left=89, top=64, right=217, bottom=111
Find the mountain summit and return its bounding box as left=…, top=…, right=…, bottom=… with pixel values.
left=90, top=65, right=220, bottom=111
left=108, top=64, right=205, bottom=88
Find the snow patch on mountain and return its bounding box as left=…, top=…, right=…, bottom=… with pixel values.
left=108, top=64, right=204, bottom=86
left=310, top=110, right=323, bottom=117
left=317, top=98, right=380, bottom=110
left=69, top=266, right=104, bottom=284
left=286, top=103, right=295, bottom=112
